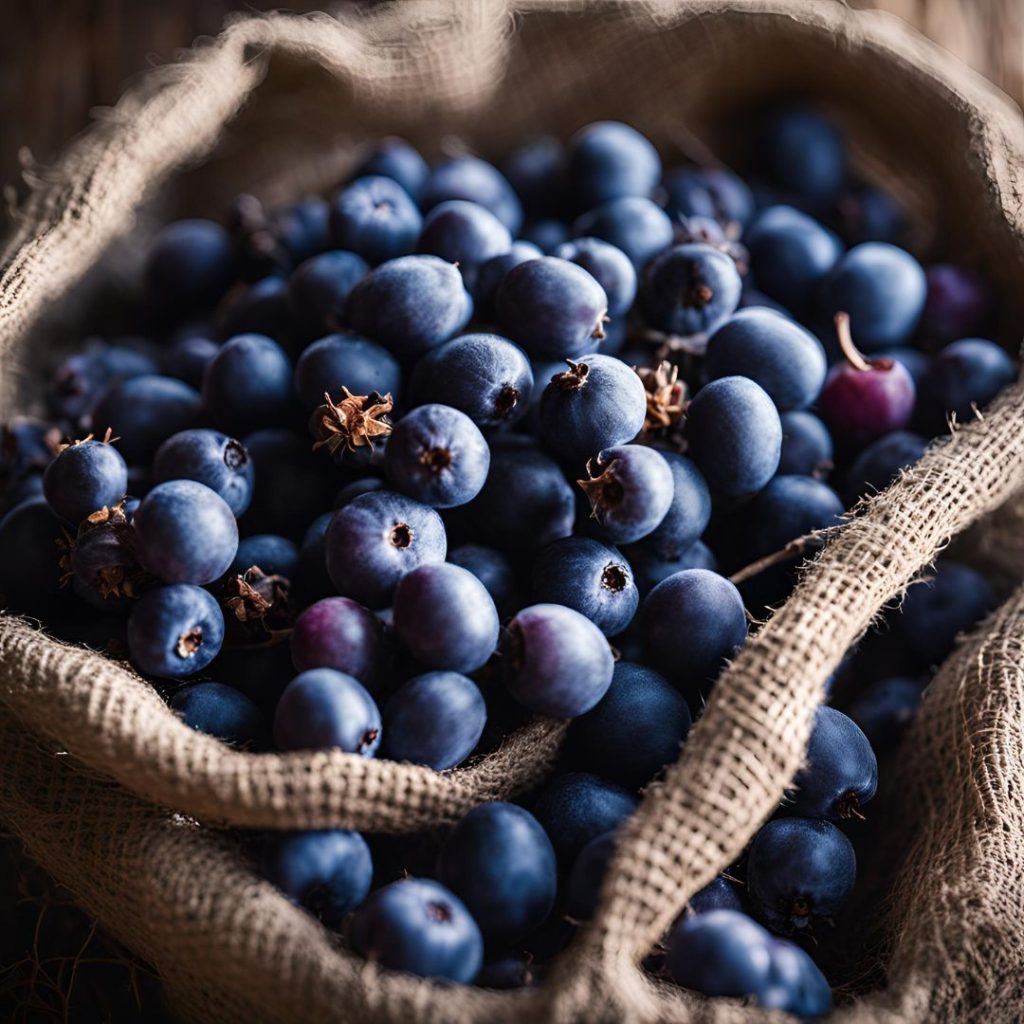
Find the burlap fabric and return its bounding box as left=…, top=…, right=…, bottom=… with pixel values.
left=1, top=2, right=1024, bottom=1020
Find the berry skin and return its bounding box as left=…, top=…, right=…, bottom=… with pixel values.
left=531, top=771, right=638, bottom=867
left=163, top=331, right=220, bottom=389
left=410, top=333, right=534, bottom=428
left=439, top=801, right=557, bottom=944
left=566, top=829, right=617, bottom=920
left=330, top=175, right=422, bottom=265
left=684, top=376, right=782, bottom=498
left=43, top=438, right=127, bottom=524
left=474, top=241, right=543, bottom=318
left=572, top=195, right=675, bottom=269
left=502, top=136, right=565, bottom=219
left=531, top=537, right=639, bottom=637
left=705, top=308, right=827, bottom=412
left=662, top=167, right=755, bottom=229
left=127, top=584, right=225, bottom=678
left=381, top=671, right=486, bottom=770
left=384, top=404, right=490, bottom=509
left=917, top=337, right=1016, bottom=430
left=91, top=375, right=201, bottom=467
left=133, top=480, right=238, bottom=585
left=762, top=105, right=847, bottom=203
left=287, top=250, right=369, bottom=342
left=496, top=257, right=609, bottom=360
left=447, top=544, right=522, bottom=618
left=227, top=533, right=299, bottom=580
left=392, top=563, right=499, bottom=673
left=275, top=196, right=331, bottom=266
left=787, top=706, right=878, bottom=820
left=153, top=429, right=254, bottom=517
left=566, top=121, right=661, bottom=208
left=836, top=182, right=906, bottom=245
left=521, top=218, right=571, bottom=255
left=778, top=411, right=834, bottom=478
left=554, top=237, right=637, bottom=316
left=0, top=498, right=66, bottom=615
left=920, top=263, right=995, bottom=344
left=415, top=200, right=512, bottom=290
left=847, top=676, right=924, bottom=751
left=290, top=596, right=385, bottom=686
left=641, top=569, right=747, bottom=697
left=501, top=603, right=614, bottom=718
left=353, top=138, right=429, bottom=200
left=49, top=343, right=158, bottom=424
left=819, top=243, right=927, bottom=350
left=688, top=876, right=743, bottom=915
left=325, top=490, right=447, bottom=609
left=538, top=355, right=646, bottom=463
left=346, top=254, right=474, bottom=358
left=747, top=817, right=856, bottom=934
left=264, top=830, right=373, bottom=928
left=843, top=430, right=927, bottom=504
left=578, top=444, right=674, bottom=545
left=625, top=539, right=717, bottom=598
left=67, top=506, right=142, bottom=611
left=273, top=668, right=382, bottom=755
left=145, top=218, right=236, bottom=311
left=169, top=681, right=269, bottom=749
left=294, top=334, right=401, bottom=411
left=351, top=878, right=484, bottom=983
left=420, top=156, right=523, bottom=235
left=568, top=661, right=691, bottom=789
left=219, top=274, right=291, bottom=342
left=639, top=244, right=742, bottom=339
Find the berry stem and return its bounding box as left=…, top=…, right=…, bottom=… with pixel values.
left=728, top=530, right=828, bottom=586
left=834, top=312, right=872, bottom=372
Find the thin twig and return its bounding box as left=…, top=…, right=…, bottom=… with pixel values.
left=728, top=530, right=827, bottom=585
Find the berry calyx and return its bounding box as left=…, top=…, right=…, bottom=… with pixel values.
left=637, top=361, right=687, bottom=433
left=551, top=360, right=591, bottom=392
left=578, top=458, right=625, bottom=516
left=309, top=388, right=393, bottom=457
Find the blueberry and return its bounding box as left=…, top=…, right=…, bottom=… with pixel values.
left=627, top=452, right=711, bottom=565
left=351, top=878, right=483, bottom=983
left=42, top=438, right=127, bottom=524
left=394, top=562, right=499, bottom=672
left=846, top=676, right=924, bottom=751
left=325, top=490, right=446, bottom=609
left=66, top=506, right=141, bottom=611
left=275, top=195, right=332, bottom=265
left=445, top=547, right=522, bottom=623
left=346, top=255, right=474, bottom=357
left=264, top=829, right=373, bottom=927
left=474, top=242, right=544, bottom=318
left=127, top=584, right=224, bottom=678
left=763, top=106, right=846, bottom=203
left=745, top=206, right=842, bottom=315
left=273, top=668, right=381, bottom=754
left=684, top=376, right=782, bottom=498
left=639, top=244, right=742, bottom=339
left=169, top=681, right=269, bottom=748
left=294, top=511, right=336, bottom=604
left=218, top=275, right=291, bottom=343
left=625, top=539, right=718, bottom=598
left=144, top=218, right=235, bottom=311
left=416, top=200, right=512, bottom=291
left=893, top=560, right=996, bottom=669
left=50, top=343, right=159, bottom=424
left=572, top=196, right=674, bottom=270
left=705, top=308, right=827, bottom=412
left=662, top=167, right=755, bottom=228
left=227, top=533, right=299, bottom=580
left=294, top=333, right=401, bottom=412
left=843, top=430, right=927, bottom=504
left=552, top=237, right=636, bottom=317
left=578, top=445, right=674, bottom=545
left=497, top=257, right=608, bottom=360
left=290, top=596, right=385, bottom=686
left=410, top=333, right=533, bottom=428
left=778, top=411, right=834, bottom=478
left=384, top=404, right=490, bottom=509
left=91, top=375, right=201, bottom=466
left=747, top=817, right=856, bottom=934
left=568, top=661, right=691, bottom=789
left=565, top=829, right=616, bottom=920
left=438, top=800, right=557, bottom=946
left=162, top=331, right=220, bottom=389
left=520, top=218, right=571, bottom=255
left=688, top=876, right=743, bottom=915
left=787, top=706, right=878, bottom=820
left=836, top=182, right=906, bottom=245
left=334, top=478, right=386, bottom=509
left=353, top=138, right=428, bottom=200
left=380, top=671, right=486, bottom=770
left=501, top=603, right=614, bottom=718
left=287, top=250, right=370, bottom=342
left=475, top=955, right=535, bottom=990
left=920, top=264, right=995, bottom=344
left=153, top=429, right=254, bottom=517
left=917, top=337, right=1016, bottom=430
left=501, top=136, right=566, bottom=219
left=421, top=156, right=523, bottom=235
left=330, top=175, right=422, bottom=265
left=641, top=569, right=747, bottom=696
left=566, top=121, right=660, bottom=208
left=0, top=497, right=66, bottom=615
left=531, top=771, right=638, bottom=867
left=538, top=355, right=646, bottom=463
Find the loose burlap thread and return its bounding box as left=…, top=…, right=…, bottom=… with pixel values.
left=1, top=2, right=1024, bottom=1021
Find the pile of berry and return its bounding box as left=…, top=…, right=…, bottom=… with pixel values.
left=0, top=107, right=1012, bottom=1016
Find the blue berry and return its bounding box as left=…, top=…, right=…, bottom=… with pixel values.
left=228, top=533, right=299, bottom=580
left=273, top=668, right=381, bottom=754
left=127, top=584, right=224, bottom=678
left=201, top=334, right=295, bottom=436
left=689, top=876, right=743, bottom=915
left=501, top=603, right=614, bottom=718
left=264, top=830, right=373, bottom=927
left=847, top=676, right=924, bottom=751
left=532, top=537, right=638, bottom=637
left=384, top=404, right=490, bottom=509
left=921, top=264, right=995, bottom=344
left=572, top=196, right=674, bottom=269
left=568, top=661, right=691, bottom=789
left=325, top=490, right=446, bottom=609
left=392, top=563, right=499, bottom=673
left=134, top=480, right=238, bottom=585
left=837, top=182, right=906, bottom=245
left=501, top=136, right=565, bottom=218
left=275, top=196, right=331, bottom=265
left=145, top=219, right=235, bottom=311
left=50, top=342, right=158, bottom=424
left=662, top=167, right=755, bottom=228
left=416, top=200, right=512, bottom=290
left=918, top=337, right=1016, bottom=430
left=567, top=121, right=660, bottom=208
left=291, top=596, right=385, bottom=685
left=153, top=429, right=254, bottom=517
left=218, top=275, right=291, bottom=342
left=778, top=411, right=834, bottom=478
left=843, top=430, right=927, bottom=504
left=169, top=681, right=269, bottom=748
left=421, top=156, right=523, bottom=235
left=520, top=218, right=571, bottom=254
left=162, top=331, right=220, bottom=389
left=43, top=438, right=127, bottom=523
left=538, top=355, right=646, bottom=463
left=474, top=241, right=543, bottom=318
left=0, top=497, right=66, bottom=615
left=351, top=878, right=483, bottom=983
left=294, top=333, right=401, bottom=412
left=625, top=539, right=718, bottom=598
left=763, top=106, right=846, bottom=203
left=353, top=138, right=428, bottom=199
left=330, top=175, right=422, bottom=264
left=448, top=544, right=522, bottom=618
left=553, top=237, right=637, bottom=316
left=566, top=830, right=617, bottom=920
left=627, top=452, right=711, bottom=567
left=287, top=250, right=369, bottom=342
left=381, top=671, right=486, bottom=770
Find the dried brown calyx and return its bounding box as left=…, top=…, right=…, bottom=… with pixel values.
left=577, top=456, right=624, bottom=520
left=222, top=566, right=294, bottom=642
left=492, top=384, right=520, bottom=420
left=673, top=215, right=749, bottom=274
left=309, top=388, right=393, bottom=459
left=176, top=627, right=205, bottom=659
left=58, top=500, right=148, bottom=599
left=550, top=360, right=591, bottom=393
left=591, top=311, right=610, bottom=341
left=600, top=563, right=630, bottom=593
left=636, top=361, right=687, bottom=434
left=55, top=426, right=119, bottom=455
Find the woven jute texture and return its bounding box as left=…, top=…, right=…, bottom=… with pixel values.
left=1, top=2, right=1024, bottom=1021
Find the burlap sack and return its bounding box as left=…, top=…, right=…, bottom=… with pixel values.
left=1, top=2, right=1024, bottom=1021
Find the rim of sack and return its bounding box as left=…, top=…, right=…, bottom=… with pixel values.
left=0, top=1, right=1023, bottom=1019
